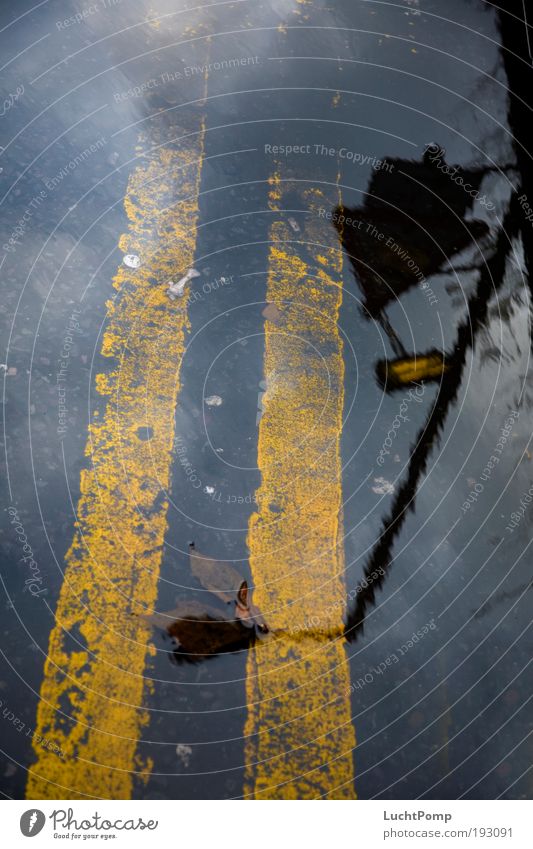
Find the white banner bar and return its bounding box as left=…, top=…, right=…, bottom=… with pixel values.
left=3, top=799, right=531, bottom=848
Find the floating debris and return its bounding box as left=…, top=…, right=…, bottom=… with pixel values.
left=288, top=217, right=300, bottom=233
left=204, top=395, right=223, bottom=407
left=372, top=476, right=395, bottom=495
left=167, top=280, right=186, bottom=299
left=204, top=486, right=215, bottom=495
left=7, top=367, right=17, bottom=377
left=122, top=254, right=141, bottom=269
left=167, top=268, right=201, bottom=300
left=404, top=0, right=421, bottom=15
left=262, top=302, right=283, bottom=325
left=175, top=743, right=193, bottom=767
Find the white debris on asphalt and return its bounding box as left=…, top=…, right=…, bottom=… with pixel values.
left=405, top=0, right=421, bottom=14
left=372, top=476, right=395, bottom=495
left=167, top=279, right=186, bottom=300
left=167, top=268, right=201, bottom=300
left=123, top=254, right=141, bottom=268
left=204, top=395, right=223, bottom=407
left=175, top=744, right=193, bottom=767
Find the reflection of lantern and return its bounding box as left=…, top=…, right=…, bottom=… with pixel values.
left=375, top=350, right=448, bottom=391
left=334, top=151, right=490, bottom=318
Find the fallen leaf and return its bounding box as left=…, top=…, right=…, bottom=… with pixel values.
left=189, top=545, right=243, bottom=602
left=262, top=303, right=283, bottom=324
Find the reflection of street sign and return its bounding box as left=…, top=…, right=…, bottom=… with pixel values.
left=376, top=350, right=447, bottom=391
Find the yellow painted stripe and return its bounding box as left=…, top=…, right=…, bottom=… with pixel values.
left=244, top=176, right=356, bottom=799
left=26, top=125, right=205, bottom=799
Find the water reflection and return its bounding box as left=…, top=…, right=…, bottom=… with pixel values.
left=498, top=0, right=533, bottom=329
left=333, top=148, right=492, bottom=356
left=334, top=152, right=522, bottom=640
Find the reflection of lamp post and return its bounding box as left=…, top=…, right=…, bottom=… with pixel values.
left=343, top=199, right=518, bottom=641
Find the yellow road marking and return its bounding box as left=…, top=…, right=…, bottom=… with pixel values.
left=244, top=175, right=356, bottom=799
left=26, top=125, right=205, bottom=799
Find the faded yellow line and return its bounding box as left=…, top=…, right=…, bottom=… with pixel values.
left=26, top=125, right=205, bottom=799
left=244, top=175, right=356, bottom=799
